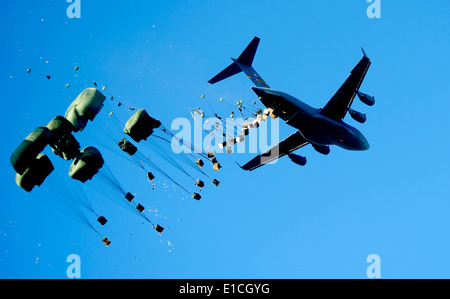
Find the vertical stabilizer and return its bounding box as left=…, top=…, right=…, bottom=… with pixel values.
left=208, top=37, right=269, bottom=88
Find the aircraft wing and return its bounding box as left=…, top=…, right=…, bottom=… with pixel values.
left=240, top=131, right=309, bottom=171
left=321, top=49, right=371, bottom=120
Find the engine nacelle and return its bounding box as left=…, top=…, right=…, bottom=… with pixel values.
left=348, top=107, right=367, bottom=123
left=288, top=153, right=307, bottom=166
left=356, top=91, right=375, bottom=106
left=312, top=144, right=330, bottom=155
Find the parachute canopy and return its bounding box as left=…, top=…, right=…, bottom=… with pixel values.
left=15, top=153, right=54, bottom=192
left=10, top=127, right=52, bottom=175
left=46, top=116, right=80, bottom=160
left=69, top=146, right=104, bottom=183
left=65, top=88, right=106, bottom=132
left=123, top=109, right=161, bottom=142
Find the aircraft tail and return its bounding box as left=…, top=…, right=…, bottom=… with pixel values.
left=208, top=37, right=270, bottom=88
left=208, top=62, right=242, bottom=85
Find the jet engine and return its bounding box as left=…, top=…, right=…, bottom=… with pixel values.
left=347, top=107, right=367, bottom=123
left=312, top=144, right=330, bottom=155
left=356, top=90, right=375, bottom=106
left=288, top=153, right=307, bottom=166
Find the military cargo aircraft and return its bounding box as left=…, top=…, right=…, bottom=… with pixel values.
left=208, top=37, right=375, bottom=171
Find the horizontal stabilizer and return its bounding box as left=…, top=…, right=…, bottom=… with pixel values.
left=208, top=62, right=241, bottom=84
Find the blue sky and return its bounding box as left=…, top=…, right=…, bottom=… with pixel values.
left=1, top=0, right=449, bottom=278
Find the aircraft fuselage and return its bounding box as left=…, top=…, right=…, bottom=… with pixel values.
left=251, top=87, right=370, bottom=151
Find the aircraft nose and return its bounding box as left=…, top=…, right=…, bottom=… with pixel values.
left=361, top=136, right=370, bottom=150
left=363, top=141, right=370, bottom=150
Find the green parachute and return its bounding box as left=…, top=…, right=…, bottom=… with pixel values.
left=65, top=88, right=106, bottom=132
left=10, top=88, right=167, bottom=246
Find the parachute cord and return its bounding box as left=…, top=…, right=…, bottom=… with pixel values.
left=40, top=169, right=103, bottom=237
left=202, top=109, right=242, bottom=139
left=220, top=97, right=261, bottom=114
left=238, top=108, right=246, bottom=119
left=88, top=222, right=101, bottom=237
left=139, top=156, right=191, bottom=194
left=26, top=69, right=51, bottom=80
left=131, top=155, right=147, bottom=171
left=203, top=96, right=219, bottom=117
left=139, top=212, right=154, bottom=226
left=101, top=100, right=127, bottom=134
left=150, top=135, right=212, bottom=179
left=98, top=164, right=127, bottom=196
left=160, top=125, right=208, bottom=158
left=188, top=110, right=226, bottom=147
left=47, top=170, right=97, bottom=215
left=101, top=85, right=136, bottom=112
left=144, top=139, right=196, bottom=181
